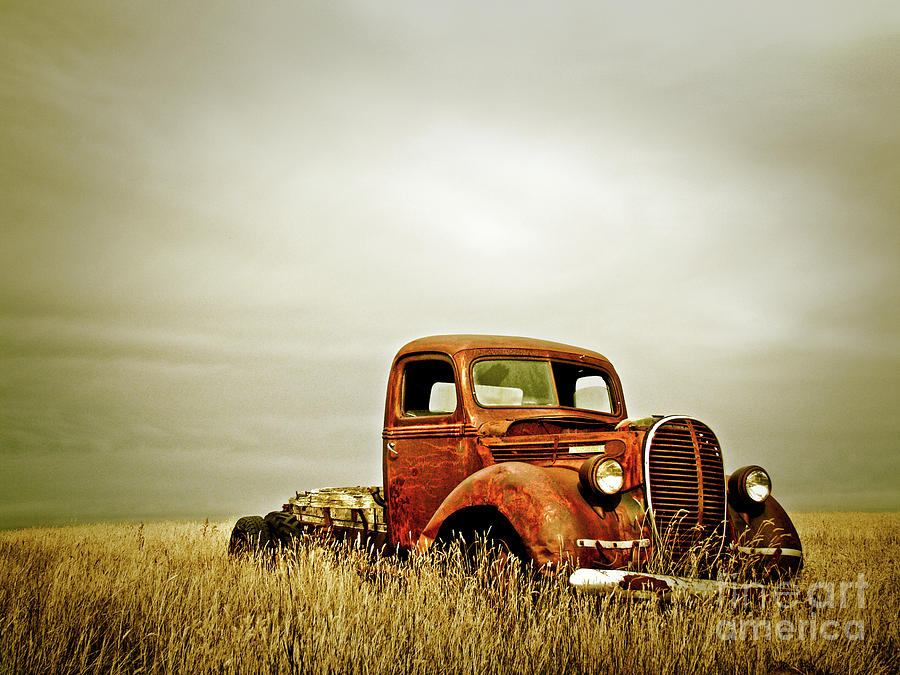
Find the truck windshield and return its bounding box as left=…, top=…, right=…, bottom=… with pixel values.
left=472, top=359, right=613, bottom=413
left=473, top=359, right=557, bottom=406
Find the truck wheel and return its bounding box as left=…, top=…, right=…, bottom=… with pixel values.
left=264, top=510, right=305, bottom=550
left=468, top=533, right=524, bottom=571
left=228, top=515, right=273, bottom=557
left=435, top=507, right=529, bottom=573
left=439, top=529, right=526, bottom=577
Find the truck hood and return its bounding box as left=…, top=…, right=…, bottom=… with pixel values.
left=478, top=414, right=617, bottom=438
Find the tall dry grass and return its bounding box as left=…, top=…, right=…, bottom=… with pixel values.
left=0, top=513, right=897, bottom=674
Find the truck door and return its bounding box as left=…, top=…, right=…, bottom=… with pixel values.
left=383, top=354, right=470, bottom=549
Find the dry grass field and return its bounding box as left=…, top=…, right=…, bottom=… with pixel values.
left=0, top=513, right=897, bottom=674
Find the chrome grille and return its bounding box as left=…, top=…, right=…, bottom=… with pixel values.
left=645, top=418, right=726, bottom=562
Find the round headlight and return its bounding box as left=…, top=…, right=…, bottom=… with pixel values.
left=728, top=465, right=773, bottom=508
left=744, top=468, right=771, bottom=502
left=594, top=459, right=624, bottom=494
left=579, top=455, right=625, bottom=496
left=584, top=458, right=623, bottom=496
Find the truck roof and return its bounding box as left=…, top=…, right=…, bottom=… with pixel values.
left=396, top=334, right=612, bottom=364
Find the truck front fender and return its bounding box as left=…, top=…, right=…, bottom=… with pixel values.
left=727, top=494, right=803, bottom=577
left=419, top=462, right=625, bottom=568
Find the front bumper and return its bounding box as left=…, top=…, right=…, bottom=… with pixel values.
left=570, top=543, right=803, bottom=597
left=736, top=545, right=802, bottom=558
left=569, top=568, right=767, bottom=598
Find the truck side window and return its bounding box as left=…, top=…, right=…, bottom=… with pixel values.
left=552, top=362, right=613, bottom=413
left=402, top=359, right=457, bottom=416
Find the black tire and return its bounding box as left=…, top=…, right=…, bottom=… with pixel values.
left=434, top=507, right=529, bottom=574
left=228, top=515, right=273, bottom=557
left=439, top=528, right=527, bottom=576
left=264, top=510, right=305, bottom=550
left=466, top=533, right=524, bottom=573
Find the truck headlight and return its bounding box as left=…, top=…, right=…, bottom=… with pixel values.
left=744, top=468, right=771, bottom=502
left=728, top=465, right=771, bottom=506
left=579, top=456, right=624, bottom=496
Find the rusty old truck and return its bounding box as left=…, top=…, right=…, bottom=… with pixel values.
left=229, top=335, right=802, bottom=593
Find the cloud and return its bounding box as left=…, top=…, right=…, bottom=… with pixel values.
left=1, top=1, right=898, bottom=527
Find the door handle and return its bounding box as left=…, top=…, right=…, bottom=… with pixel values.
left=387, top=441, right=398, bottom=457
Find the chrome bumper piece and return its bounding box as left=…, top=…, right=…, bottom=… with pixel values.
left=569, top=568, right=766, bottom=597
left=737, top=546, right=802, bottom=557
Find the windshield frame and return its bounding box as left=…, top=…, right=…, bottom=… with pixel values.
left=468, top=355, right=620, bottom=416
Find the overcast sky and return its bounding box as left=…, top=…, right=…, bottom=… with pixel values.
left=1, top=1, right=898, bottom=528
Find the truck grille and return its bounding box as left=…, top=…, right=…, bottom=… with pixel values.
left=645, top=418, right=726, bottom=562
